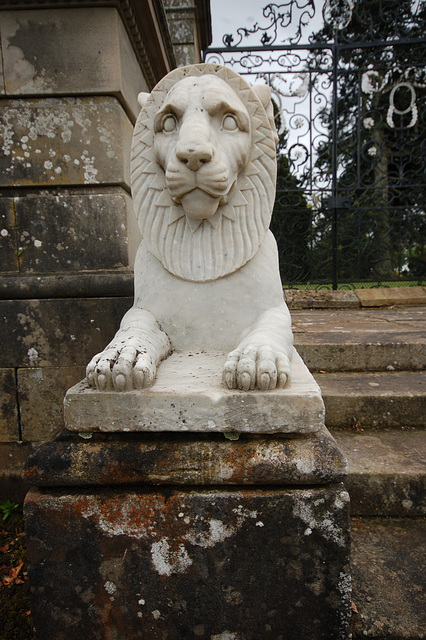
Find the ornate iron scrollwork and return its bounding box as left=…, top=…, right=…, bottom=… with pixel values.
left=222, top=1, right=316, bottom=48
left=387, top=82, right=418, bottom=129
left=205, top=1, right=426, bottom=287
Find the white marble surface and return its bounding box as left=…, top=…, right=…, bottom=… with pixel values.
left=67, top=350, right=324, bottom=434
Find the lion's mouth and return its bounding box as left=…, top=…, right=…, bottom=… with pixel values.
left=176, top=188, right=221, bottom=219
left=174, top=183, right=231, bottom=201
left=178, top=180, right=238, bottom=219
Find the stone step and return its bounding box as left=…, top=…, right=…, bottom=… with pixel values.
left=333, top=430, right=426, bottom=517
left=350, top=517, right=425, bottom=639
left=292, top=307, right=426, bottom=372
left=315, top=370, right=426, bottom=428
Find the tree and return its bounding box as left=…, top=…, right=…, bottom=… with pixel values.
left=270, top=101, right=312, bottom=285
left=310, top=0, right=426, bottom=282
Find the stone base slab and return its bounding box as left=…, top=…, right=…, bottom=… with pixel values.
left=355, top=286, right=426, bottom=307
left=25, top=484, right=351, bottom=640
left=24, top=426, right=347, bottom=487
left=65, top=350, right=325, bottom=435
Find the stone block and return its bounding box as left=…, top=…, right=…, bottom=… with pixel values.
left=284, top=289, right=360, bottom=309
left=24, top=426, right=348, bottom=487
left=0, top=97, right=133, bottom=188
left=14, top=190, right=133, bottom=273
left=295, top=339, right=426, bottom=372
left=0, top=368, right=19, bottom=442
left=25, top=484, right=351, bottom=640
left=65, top=350, right=325, bottom=435
left=355, top=286, right=426, bottom=307
left=167, top=12, right=196, bottom=43
left=0, top=442, right=35, bottom=502
left=0, top=197, right=18, bottom=273
left=351, top=518, right=426, bottom=638
left=164, top=0, right=194, bottom=8
left=0, top=46, right=4, bottom=95
left=18, top=366, right=86, bottom=442
left=172, top=44, right=197, bottom=67
left=334, top=430, right=426, bottom=517
left=0, top=297, right=133, bottom=368
left=317, top=371, right=426, bottom=428
left=0, top=8, right=148, bottom=120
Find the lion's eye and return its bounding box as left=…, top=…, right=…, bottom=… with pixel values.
left=222, top=115, right=238, bottom=131
left=162, top=115, right=176, bottom=132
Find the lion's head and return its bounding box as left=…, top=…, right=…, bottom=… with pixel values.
left=131, top=64, right=277, bottom=282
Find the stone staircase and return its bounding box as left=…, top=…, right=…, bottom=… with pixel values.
left=292, top=305, right=426, bottom=639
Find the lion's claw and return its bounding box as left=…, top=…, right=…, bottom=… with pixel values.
left=114, top=374, right=126, bottom=392
left=223, top=344, right=290, bottom=391
left=239, top=371, right=252, bottom=391
left=87, top=343, right=158, bottom=391
left=133, top=353, right=156, bottom=389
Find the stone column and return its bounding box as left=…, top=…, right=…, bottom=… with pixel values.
left=0, top=0, right=176, bottom=497
left=24, top=352, right=352, bottom=639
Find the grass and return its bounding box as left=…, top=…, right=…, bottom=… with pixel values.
left=283, top=280, right=424, bottom=290
left=0, top=502, right=19, bottom=522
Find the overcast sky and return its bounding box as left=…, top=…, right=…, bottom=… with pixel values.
left=207, top=0, right=327, bottom=184
left=210, top=0, right=276, bottom=47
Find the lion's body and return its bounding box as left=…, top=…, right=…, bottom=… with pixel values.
left=86, top=64, right=294, bottom=392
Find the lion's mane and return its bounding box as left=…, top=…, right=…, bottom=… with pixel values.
left=131, top=64, right=277, bottom=282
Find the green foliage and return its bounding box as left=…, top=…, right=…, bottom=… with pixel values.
left=271, top=103, right=312, bottom=284
left=309, top=0, right=426, bottom=283
left=0, top=500, right=19, bottom=521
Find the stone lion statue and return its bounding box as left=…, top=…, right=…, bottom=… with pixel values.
left=86, top=64, right=293, bottom=392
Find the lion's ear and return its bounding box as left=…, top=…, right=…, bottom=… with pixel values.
left=252, top=84, right=271, bottom=110
left=137, top=92, right=150, bottom=109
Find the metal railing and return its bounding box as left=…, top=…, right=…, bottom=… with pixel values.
left=204, top=0, right=426, bottom=288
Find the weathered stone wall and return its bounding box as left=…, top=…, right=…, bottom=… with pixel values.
left=0, top=2, right=187, bottom=499
left=164, top=0, right=212, bottom=67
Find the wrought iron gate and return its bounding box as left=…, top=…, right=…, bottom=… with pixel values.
left=204, top=0, right=426, bottom=288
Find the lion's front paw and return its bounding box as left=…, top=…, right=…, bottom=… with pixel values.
left=223, top=345, right=290, bottom=391
left=86, top=345, right=157, bottom=391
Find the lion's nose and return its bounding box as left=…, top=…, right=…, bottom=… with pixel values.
left=176, top=143, right=213, bottom=171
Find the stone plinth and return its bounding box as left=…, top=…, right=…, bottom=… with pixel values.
left=25, top=420, right=350, bottom=640
left=65, top=350, right=325, bottom=435
left=24, top=427, right=348, bottom=487
left=25, top=483, right=351, bottom=640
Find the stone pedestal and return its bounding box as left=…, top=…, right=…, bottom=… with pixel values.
left=24, top=353, right=352, bottom=640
